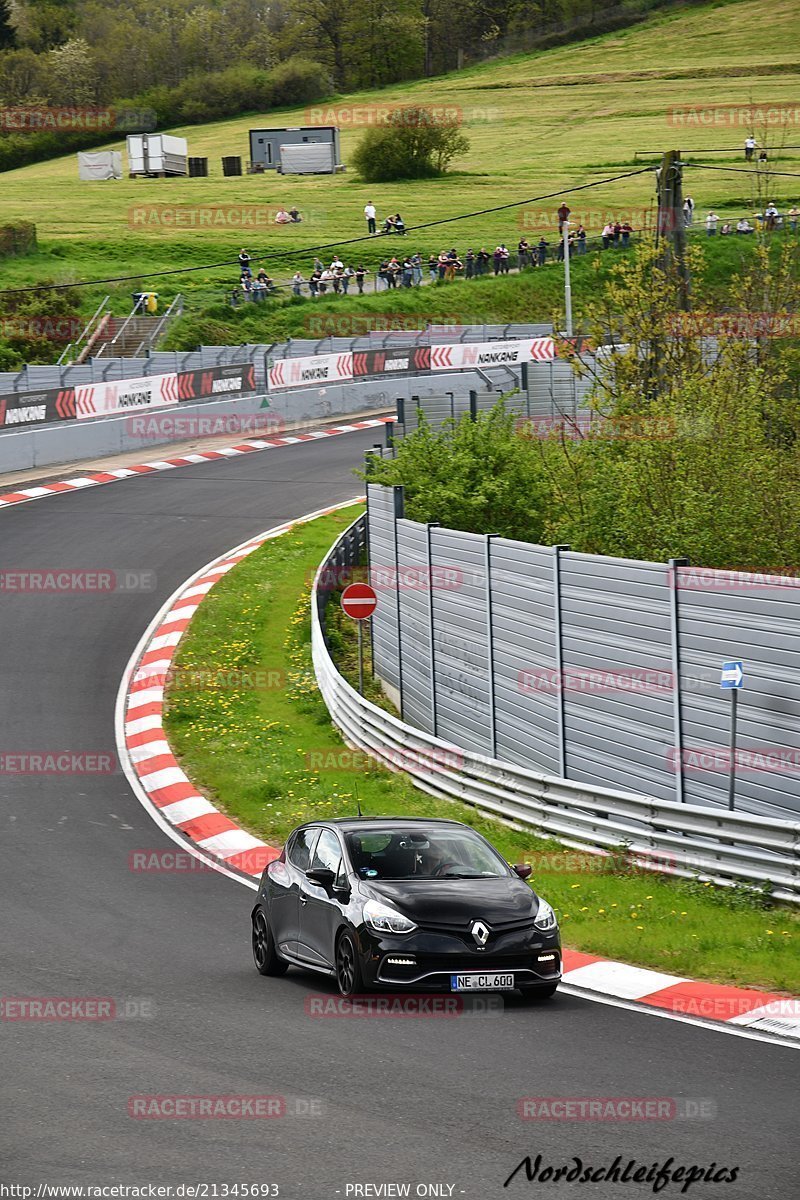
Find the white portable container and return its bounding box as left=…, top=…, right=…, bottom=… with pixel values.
left=278, top=142, right=335, bottom=174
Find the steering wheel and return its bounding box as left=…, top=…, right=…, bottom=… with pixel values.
left=431, top=861, right=460, bottom=878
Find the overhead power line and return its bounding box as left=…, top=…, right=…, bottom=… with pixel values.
left=0, top=167, right=653, bottom=297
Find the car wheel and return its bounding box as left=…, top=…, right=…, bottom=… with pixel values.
left=335, top=930, right=364, bottom=997
left=519, top=983, right=558, bottom=1001
left=252, top=909, right=288, bottom=976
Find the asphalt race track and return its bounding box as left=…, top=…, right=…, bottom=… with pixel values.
left=1, top=427, right=797, bottom=1198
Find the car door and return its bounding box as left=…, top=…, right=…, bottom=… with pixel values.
left=269, top=827, right=319, bottom=958
left=297, top=828, right=346, bottom=969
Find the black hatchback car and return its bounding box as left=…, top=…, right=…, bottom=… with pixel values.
left=251, top=817, right=561, bottom=998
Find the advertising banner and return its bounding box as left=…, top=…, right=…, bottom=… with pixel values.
left=268, top=353, right=353, bottom=391
left=429, top=337, right=555, bottom=370
left=0, top=364, right=257, bottom=429
left=352, top=347, right=430, bottom=376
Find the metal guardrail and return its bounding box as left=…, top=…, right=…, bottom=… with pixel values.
left=133, top=293, right=184, bottom=357
left=311, top=515, right=800, bottom=903
left=57, top=295, right=111, bottom=365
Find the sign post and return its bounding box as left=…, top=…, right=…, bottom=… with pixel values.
left=720, top=660, right=744, bottom=810
left=341, top=583, right=378, bottom=695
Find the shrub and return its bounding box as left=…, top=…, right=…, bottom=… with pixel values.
left=352, top=106, right=469, bottom=182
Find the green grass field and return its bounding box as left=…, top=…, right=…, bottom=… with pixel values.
left=163, top=506, right=799, bottom=993
left=1, top=0, right=798, bottom=330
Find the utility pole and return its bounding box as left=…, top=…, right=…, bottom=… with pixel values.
left=562, top=219, right=573, bottom=337
left=657, top=149, right=690, bottom=310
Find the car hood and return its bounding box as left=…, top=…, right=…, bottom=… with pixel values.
left=363, top=876, right=538, bottom=927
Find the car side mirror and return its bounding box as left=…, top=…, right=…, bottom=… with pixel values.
left=306, top=867, right=336, bottom=889
left=513, top=864, right=532, bottom=880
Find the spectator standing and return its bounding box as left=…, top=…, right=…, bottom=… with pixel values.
left=498, top=244, right=510, bottom=274
left=411, top=253, right=423, bottom=286
left=291, top=271, right=303, bottom=296
left=683, top=196, right=695, bottom=227
left=313, top=256, right=324, bottom=273
left=364, top=202, right=377, bottom=234
left=493, top=246, right=503, bottom=275
left=437, top=251, right=448, bottom=281
left=575, top=225, right=587, bottom=254
left=343, top=265, right=356, bottom=293
left=465, top=248, right=475, bottom=278
left=536, top=237, right=548, bottom=266
left=601, top=223, right=614, bottom=250
left=788, top=206, right=799, bottom=233
left=428, top=253, right=439, bottom=282
left=387, top=257, right=400, bottom=288
left=355, top=265, right=368, bottom=293
left=744, top=136, right=756, bottom=161
left=238, top=248, right=252, bottom=277
left=318, top=267, right=333, bottom=294
left=764, top=201, right=779, bottom=231
left=557, top=202, right=571, bottom=233
left=402, top=257, right=413, bottom=287
left=517, top=237, right=530, bottom=270
left=308, top=268, right=321, bottom=297
left=620, top=221, right=632, bottom=248
left=477, top=247, right=490, bottom=276
left=377, top=260, right=389, bottom=291
left=706, top=211, right=719, bottom=236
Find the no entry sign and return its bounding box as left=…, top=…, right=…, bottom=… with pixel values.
left=341, top=582, right=377, bottom=620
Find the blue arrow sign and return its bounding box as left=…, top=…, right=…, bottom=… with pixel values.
left=720, top=661, right=744, bottom=689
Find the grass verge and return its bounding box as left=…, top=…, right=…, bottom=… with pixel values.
left=163, top=504, right=799, bottom=994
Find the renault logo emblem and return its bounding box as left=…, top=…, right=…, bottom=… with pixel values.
left=471, top=920, right=490, bottom=948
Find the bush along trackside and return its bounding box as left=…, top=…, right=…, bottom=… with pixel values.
left=162, top=504, right=799, bottom=994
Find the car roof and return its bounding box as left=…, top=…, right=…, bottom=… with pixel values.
left=299, top=816, right=469, bottom=833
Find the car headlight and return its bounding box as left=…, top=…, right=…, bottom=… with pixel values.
left=533, top=898, right=558, bottom=932
left=363, top=899, right=417, bottom=935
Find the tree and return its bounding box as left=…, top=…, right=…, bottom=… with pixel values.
left=352, top=105, right=469, bottom=182
left=0, top=0, right=15, bottom=49
left=46, top=37, right=98, bottom=105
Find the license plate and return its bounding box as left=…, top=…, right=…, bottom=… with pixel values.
left=450, top=972, right=515, bottom=991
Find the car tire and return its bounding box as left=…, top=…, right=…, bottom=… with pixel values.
left=335, top=930, right=365, bottom=997
left=252, top=909, right=288, bottom=976
left=519, top=983, right=558, bottom=1001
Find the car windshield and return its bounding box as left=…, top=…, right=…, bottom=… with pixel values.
left=345, top=827, right=510, bottom=880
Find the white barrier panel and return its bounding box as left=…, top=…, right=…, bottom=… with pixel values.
left=268, top=352, right=353, bottom=391
left=76, top=373, right=180, bottom=419
left=430, top=337, right=555, bottom=370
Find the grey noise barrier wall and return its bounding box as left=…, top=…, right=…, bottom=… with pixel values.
left=367, top=482, right=800, bottom=823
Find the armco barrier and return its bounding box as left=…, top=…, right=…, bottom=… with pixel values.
left=0, top=372, right=495, bottom=477
left=312, top=515, right=800, bottom=903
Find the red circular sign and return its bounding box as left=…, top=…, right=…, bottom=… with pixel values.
left=341, top=582, right=378, bottom=620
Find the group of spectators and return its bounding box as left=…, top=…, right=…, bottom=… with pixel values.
left=289, top=256, right=370, bottom=296
left=700, top=204, right=799, bottom=235
left=232, top=193, right=800, bottom=304
left=274, top=206, right=302, bottom=224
